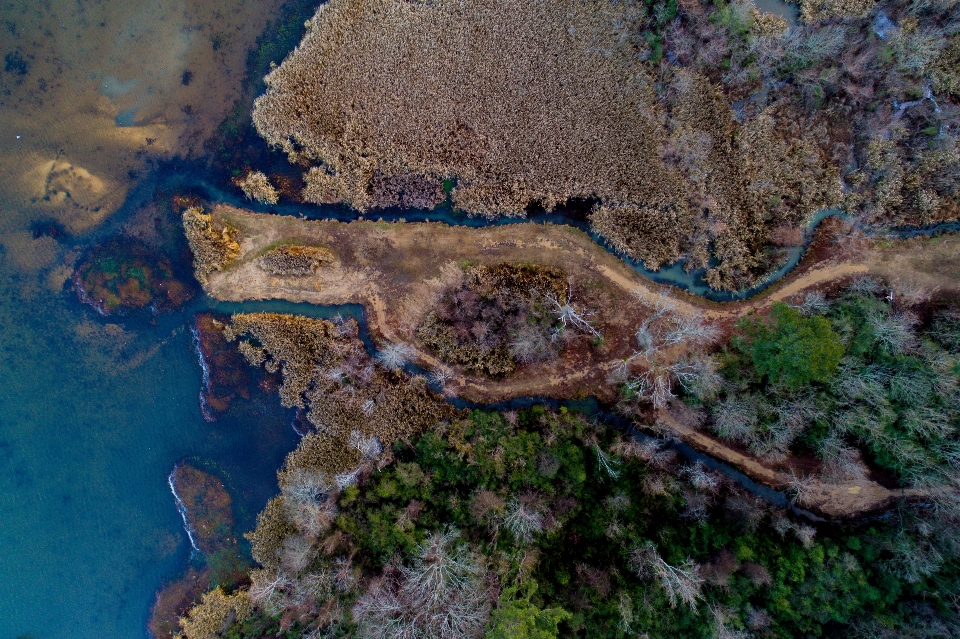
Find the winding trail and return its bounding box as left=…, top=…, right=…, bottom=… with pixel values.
left=198, top=205, right=960, bottom=517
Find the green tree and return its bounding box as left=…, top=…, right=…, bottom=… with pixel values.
left=486, top=581, right=572, bottom=639
left=738, top=303, right=844, bottom=389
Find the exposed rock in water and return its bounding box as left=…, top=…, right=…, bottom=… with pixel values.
left=148, top=566, right=211, bottom=639
left=168, top=464, right=236, bottom=556
left=192, top=313, right=251, bottom=421
left=74, top=237, right=193, bottom=315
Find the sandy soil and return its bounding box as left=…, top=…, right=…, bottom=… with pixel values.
left=0, top=0, right=283, bottom=237
left=199, top=205, right=957, bottom=517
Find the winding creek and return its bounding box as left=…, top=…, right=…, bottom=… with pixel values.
left=117, top=161, right=960, bottom=301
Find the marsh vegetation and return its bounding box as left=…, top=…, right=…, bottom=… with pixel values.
left=250, top=0, right=960, bottom=291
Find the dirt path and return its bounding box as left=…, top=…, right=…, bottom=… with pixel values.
left=655, top=409, right=926, bottom=518
left=206, top=207, right=885, bottom=394
left=199, top=205, right=956, bottom=517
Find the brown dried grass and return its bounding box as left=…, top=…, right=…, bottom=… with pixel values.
left=223, top=313, right=349, bottom=408
left=251, top=0, right=842, bottom=290
left=258, top=244, right=335, bottom=276
left=182, top=207, right=241, bottom=285
left=253, top=0, right=678, bottom=219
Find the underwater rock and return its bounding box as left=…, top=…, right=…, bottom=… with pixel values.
left=148, top=566, right=211, bottom=639
left=168, top=464, right=236, bottom=556
left=192, top=313, right=251, bottom=421
left=74, top=237, right=193, bottom=315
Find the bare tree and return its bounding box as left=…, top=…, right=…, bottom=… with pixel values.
left=901, top=407, right=954, bottom=440
left=747, top=607, right=772, bottom=631
left=281, top=469, right=338, bottom=538
left=377, top=342, right=415, bottom=370
left=612, top=436, right=677, bottom=472
left=626, top=365, right=675, bottom=409
left=334, top=467, right=362, bottom=490
left=546, top=284, right=601, bottom=338
left=643, top=473, right=673, bottom=496
left=595, top=445, right=622, bottom=480
left=793, top=524, right=817, bottom=549
left=868, top=310, right=918, bottom=354
left=630, top=543, right=704, bottom=610
left=634, top=290, right=676, bottom=356
left=665, top=314, right=720, bottom=349
left=818, top=433, right=868, bottom=481
left=891, top=282, right=931, bottom=309
left=281, top=534, right=316, bottom=574
left=633, top=290, right=718, bottom=357
left=349, top=430, right=384, bottom=460
left=429, top=365, right=454, bottom=388
left=681, top=489, right=713, bottom=522
left=681, top=461, right=721, bottom=493
left=709, top=604, right=752, bottom=639
left=501, top=496, right=546, bottom=544
left=616, top=592, right=638, bottom=636
left=669, top=354, right=723, bottom=401
left=884, top=530, right=945, bottom=584
left=711, top=395, right=759, bottom=445
left=249, top=567, right=294, bottom=615
left=789, top=291, right=830, bottom=316
left=849, top=276, right=882, bottom=296
left=786, top=470, right=819, bottom=506
left=352, top=530, right=489, bottom=639
left=508, top=325, right=556, bottom=364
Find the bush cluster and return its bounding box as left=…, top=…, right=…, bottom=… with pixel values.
left=236, top=171, right=279, bottom=205
left=416, top=263, right=571, bottom=376
left=699, top=287, right=960, bottom=482
left=180, top=406, right=960, bottom=638
left=257, top=244, right=335, bottom=276
left=182, top=207, right=242, bottom=285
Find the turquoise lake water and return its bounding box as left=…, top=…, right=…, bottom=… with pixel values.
left=0, top=259, right=302, bottom=637
left=0, top=0, right=311, bottom=633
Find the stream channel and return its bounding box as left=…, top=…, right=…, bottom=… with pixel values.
left=117, top=157, right=960, bottom=518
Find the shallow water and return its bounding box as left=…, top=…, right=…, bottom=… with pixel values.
left=0, top=0, right=305, bottom=636
left=0, top=264, right=304, bottom=638
left=754, top=0, right=799, bottom=23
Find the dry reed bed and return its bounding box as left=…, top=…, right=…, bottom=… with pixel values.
left=252, top=0, right=840, bottom=290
